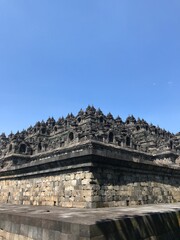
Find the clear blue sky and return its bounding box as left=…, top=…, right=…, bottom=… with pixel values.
left=0, top=1, right=180, bottom=134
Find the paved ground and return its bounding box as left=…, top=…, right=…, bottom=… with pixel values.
left=0, top=203, right=180, bottom=225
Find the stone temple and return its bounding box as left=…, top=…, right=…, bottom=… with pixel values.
left=0, top=106, right=180, bottom=208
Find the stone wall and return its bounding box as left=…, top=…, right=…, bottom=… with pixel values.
left=0, top=141, right=179, bottom=208
left=0, top=170, right=95, bottom=208
left=0, top=161, right=179, bottom=209
left=90, top=165, right=180, bottom=208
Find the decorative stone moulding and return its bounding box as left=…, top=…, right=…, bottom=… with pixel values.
left=0, top=106, right=179, bottom=208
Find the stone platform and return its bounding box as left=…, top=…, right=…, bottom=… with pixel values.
left=0, top=203, right=180, bottom=240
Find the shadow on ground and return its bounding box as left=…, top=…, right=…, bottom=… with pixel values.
left=94, top=211, right=180, bottom=240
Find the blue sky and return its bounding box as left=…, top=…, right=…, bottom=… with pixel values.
left=0, top=1, right=180, bottom=134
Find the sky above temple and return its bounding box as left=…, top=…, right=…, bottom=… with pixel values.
left=0, top=1, right=180, bottom=134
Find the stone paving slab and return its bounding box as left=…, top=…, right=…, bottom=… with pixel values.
left=0, top=203, right=180, bottom=224
left=0, top=203, right=180, bottom=239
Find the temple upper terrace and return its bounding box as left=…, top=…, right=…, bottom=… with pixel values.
left=0, top=106, right=180, bottom=159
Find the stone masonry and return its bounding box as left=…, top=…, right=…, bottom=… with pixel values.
left=0, top=106, right=179, bottom=208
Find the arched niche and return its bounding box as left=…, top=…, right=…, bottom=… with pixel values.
left=69, top=132, right=74, bottom=141
left=99, top=116, right=103, bottom=123
left=38, top=142, right=42, bottom=151
left=9, top=144, right=12, bottom=152
left=126, top=136, right=131, bottom=147
left=19, top=144, right=27, bottom=154
left=109, top=132, right=114, bottom=143
left=41, top=128, right=46, bottom=134
left=136, top=126, right=140, bottom=131
left=77, top=117, right=81, bottom=123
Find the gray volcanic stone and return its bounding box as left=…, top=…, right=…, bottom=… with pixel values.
left=0, top=107, right=179, bottom=209
left=0, top=106, right=180, bottom=162
left=0, top=203, right=180, bottom=240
